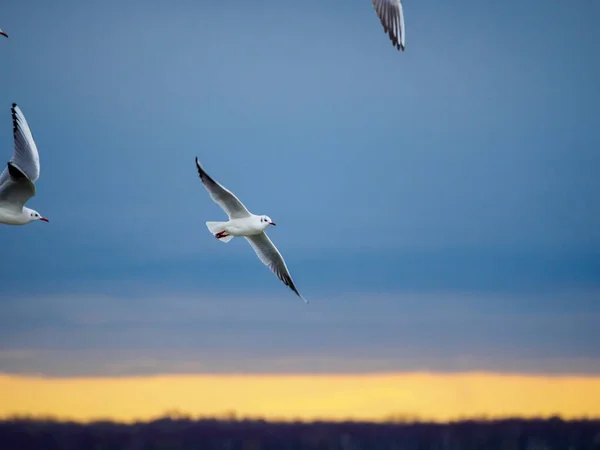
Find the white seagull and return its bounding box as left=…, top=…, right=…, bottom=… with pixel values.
left=0, top=28, right=7, bottom=38
left=195, top=157, right=307, bottom=303
left=0, top=103, right=49, bottom=225
left=372, top=0, right=406, bottom=51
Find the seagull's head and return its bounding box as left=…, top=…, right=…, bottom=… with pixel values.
left=26, top=208, right=49, bottom=223
left=260, top=215, right=276, bottom=228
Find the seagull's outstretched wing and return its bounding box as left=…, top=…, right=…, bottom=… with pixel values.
left=195, top=157, right=251, bottom=219
left=0, top=104, right=40, bottom=186
left=372, top=0, right=405, bottom=51
left=0, top=104, right=40, bottom=211
left=245, top=232, right=308, bottom=303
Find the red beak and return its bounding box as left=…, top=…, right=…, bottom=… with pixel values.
left=40, top=217, right=49, bottom=222
left=269, top=222, right=276, bottom=226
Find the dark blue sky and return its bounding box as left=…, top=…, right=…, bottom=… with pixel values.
left=0, top=0, right=598, bottom=377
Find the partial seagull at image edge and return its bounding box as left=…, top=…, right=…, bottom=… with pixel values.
left=0, top=103, right=49, bottom=226
left=194, top=157, right=308, bottom=304
left=372, top=0, right=406, bottom=51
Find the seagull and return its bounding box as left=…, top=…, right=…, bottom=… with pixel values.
left=195, top=157, right=307, bottom=303
left=372, top=0, right=406, bottom=51
left=0, top=103, right=49, bottom=226
left=0, top=28, right=7, bottom=38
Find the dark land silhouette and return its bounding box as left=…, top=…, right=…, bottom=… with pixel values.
left=0, top=415, right=599, bottom=450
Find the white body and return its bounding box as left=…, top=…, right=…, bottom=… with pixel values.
left=0, top=206, right=41, bottom=225
left=208, top=215, right=269, bottom=238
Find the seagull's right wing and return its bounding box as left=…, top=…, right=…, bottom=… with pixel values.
left=0, top=162, right=36, bottom=212
left=372, top=0, right=406, bottom=51
left=245, top=232, right=308, bottom=303
left=194, top=157, right=251, bottom=219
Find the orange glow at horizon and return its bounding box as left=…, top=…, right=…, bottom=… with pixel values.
left=1, top=372, right=599, bottom=423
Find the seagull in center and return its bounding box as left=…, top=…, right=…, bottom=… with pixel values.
left=195, top=157, right=308, bottom=304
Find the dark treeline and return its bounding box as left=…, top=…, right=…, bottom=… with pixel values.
left=0, top=416, right=599, bottom=450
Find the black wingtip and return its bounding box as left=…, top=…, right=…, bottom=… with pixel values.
left=11, top=104, right=20, bottom=131
left=294, top=289, right=309, bottom=304
left=286, top=278, right=306, bottom=303
left=12, top=105, right=18, bottom=131
left=194, top=157, right=209, bottom=182
left=11, top=104, right=19, bottom=123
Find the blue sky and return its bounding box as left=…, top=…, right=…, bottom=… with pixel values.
left=0, top=0, right=599, bottom=377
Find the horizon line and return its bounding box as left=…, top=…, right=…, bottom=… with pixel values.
left=2, top=411, right=599, bottom=426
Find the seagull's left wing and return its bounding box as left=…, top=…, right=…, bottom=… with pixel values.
left=245, top=232, right=308, bottom=303
left=195, top=157, right=252, bottom=219
left=372, top=0, right=405, bottom=51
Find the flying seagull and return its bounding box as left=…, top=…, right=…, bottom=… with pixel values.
left=195, top=157, right=307, bottom=303
left=372, top=0, right=406, bottom=51
left=0, top=28, right=7, bottom=38
left=0, top=103, right=49, bottom=225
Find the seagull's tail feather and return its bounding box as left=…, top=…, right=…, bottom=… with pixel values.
left=206, top=221, right=225, bottom=234
left=206, top=221, right=234, bottom=243
left=219, top=235, right=234, bottom=243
